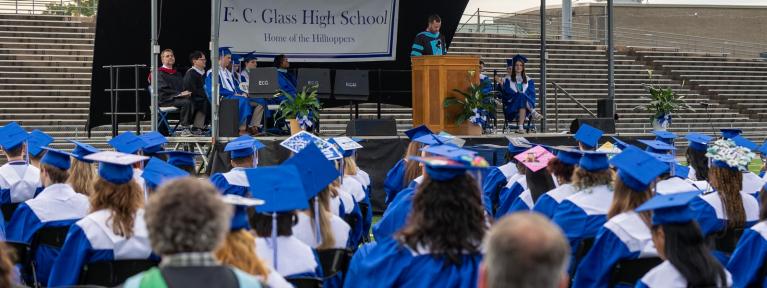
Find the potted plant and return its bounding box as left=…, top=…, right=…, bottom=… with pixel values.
left=443, top=71, right=495, bottom=135
left=633, top=70, right=693, bottom=130
left=277, top=85, right=321, bottom=134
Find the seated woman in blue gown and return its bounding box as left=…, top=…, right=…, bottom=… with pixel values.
left=728, top=185, right=767, bottom=288
left=690, top=139, right=759, bottom=265
left=345, top=155, right=488, bottom=288
left=48, top=151, right=156, bottom=287
left=533, top=148, right=582, bottom=219
left=499, top=54, right=539, bottom=134
left=551, top=151, right=614, bottom=274
left=574, top=147, right=670, bottom=287
left=383, top=125, right=432, bottom=204
left=247, top=166, right=322, bottom=280
left=636, top=192, right=732, bottom=287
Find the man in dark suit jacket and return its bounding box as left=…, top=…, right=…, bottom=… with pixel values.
left=156, top=49, right=194, bottom=136
left=183, top=51, right=210, bottom=135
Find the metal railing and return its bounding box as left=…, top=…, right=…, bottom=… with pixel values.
left=0, top=0, right=97, bottom=16
left=552, top=82, right=595, bottom=132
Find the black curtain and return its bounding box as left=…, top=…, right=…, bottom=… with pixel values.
left=87, top=0, right=470, bottom=133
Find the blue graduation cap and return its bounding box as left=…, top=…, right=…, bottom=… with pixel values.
left=220, top=194, right=265, bottom=231
left=610, top=146, right=668, bottom=192
left=578, top=151, right=610, bottom=172
left=247, top=166, right=309, bottom=213
left=636, top=191, right=700, bottom=225
left=328, top=137, right=363, bottom=158
left=685, top=133, right=712, bottom=152
left=552, top=147, right=583, bottom=166
left=409, top=156, right=488, bottom=181
left=156, top=150, right=200, bottom=167
left=28, top=130, right=53, bottom=157
left=507, top=137, right=533, bottom=156
left=0, top=122, right=28, bottom=151
left=421, top=144, right=477, bottom=159
left=141, top=157, right=189, bottom=190
left=225, top=136, right=265, bottom=159
left=413, top=134, right=450, bottom=146
left=218, top=46, right=233, bottom=57
left=674, top=164, right=690, bottom=179
left=40, top=147, right=74, bottom=170
left=85, top=151, right=149, bottom=184
left=574, top=124, right=603, bottom=149
left=108, top=132, right=147, bottom=154
left=721, top=128, right=742, bottom=139
left=281, top=143, right=339, bottom=199
left=731, top=135, right=758, bottom=151
left=649, top=152, right=688, bottom=179
left=507, top=54, right=528, bottom=67
left=653, top=130, right=677, bottom=145
left=638, top=139, right=676, bottom=154
left=242, top=51, right=258, bottom=62
left=139, top=132, right=168, bottom=154
left=759, top=140, right=767, bottom=155
left=610, top=137, right=631, bottom=151
left=69, top=140, right=100, bottom=163
left=405, top=125, right=434, bottom=140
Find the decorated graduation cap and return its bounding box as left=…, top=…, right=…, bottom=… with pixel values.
left=507, top=54, right=528, bottom=67
left=638, top=139, right=676, bottom=154
left=328, top=137, right=363, bottom=158
left=552, top=147, right=583, bottom=166
left=610, top=136, right=631, bottom=151
left=707, top=138, right=755, bottom=172
left=579, top=151, right=610, bottom=172
left=225, top=136, right=265, bottom=159
left=108, top=132, right=147, bottom=154
left=40, top=147, right=74, bottom=170
left=85, top=151, right=149, bottom=184
left=610, top=146, right=668, bottom=192
left=720, top=128, right=742, bottom=139
left=515, top=145, right=557, bottom=173
left=141, top=157, right=189, bottom=190
left=69, top=140, right=100, bottom=163
left=220, top=194, right=265, bottom=231
left=507, top=136, right=533, bottom=156
left=28, top=130, right=54, bottom=157
left=405, top=125, right=433, bottom=140
left=218, top=46, right=233, bottom=57
left=156, top=150, right=201, bottom=167
left=636, top=191, right=700, bottom=225
left=139, top=131, right=168, bottom=154
left=685, top=133, right=712, bottom=152
left=409, top=156, right=488, bottom=181
left=0, top=122, right=28, bottom=151
left=730, top=135, right=758, bottom=151
left=574, top=124, right=603, bottom=149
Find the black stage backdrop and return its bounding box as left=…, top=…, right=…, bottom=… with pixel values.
left=87, top=0, right=470, bottom=133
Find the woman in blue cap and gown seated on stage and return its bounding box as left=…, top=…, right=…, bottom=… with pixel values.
left=533, top=148, right=582, bottom=219
left=690, top=138, right=759, bottom=265
left=247, top=166, right=323, bottom=280
left=205, top=47, right=254, bottom=135
left=551, top=151, right=614, bottom=274
left=635, top=192, right=732, bottom=288
left=573, top=146, right=670, bottom=287
left=6, top=147, right=90, bottom=286
left=383, top=125, right=432, bottom=204
left=48, top=151, right=157, bottom=287
left=499, top=54, right=541, bottom=134
left=345, top=155, right=488, bottom=288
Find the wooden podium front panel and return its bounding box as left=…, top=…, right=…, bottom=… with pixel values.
left=411, top=55, right=480, bottom=135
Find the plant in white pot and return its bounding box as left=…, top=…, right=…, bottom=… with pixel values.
left=443, top=71, right=495, bottom=130
left=277, top=85, right=321, bottom=134
left=633, top=70, right=693, bottom=130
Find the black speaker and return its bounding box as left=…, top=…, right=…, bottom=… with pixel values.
left=218, top=99, right=240, bottom=137
left=597, top=99, right=615, bottom=118
left=570, top=118, right=616, bottom=134
left=345, top=119, right=397, bottom=136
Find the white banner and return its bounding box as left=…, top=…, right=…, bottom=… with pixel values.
left=219, top=0, right=399, bottom=62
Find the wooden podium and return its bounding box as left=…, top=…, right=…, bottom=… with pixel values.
left=411, top=55, right=481, bottom=135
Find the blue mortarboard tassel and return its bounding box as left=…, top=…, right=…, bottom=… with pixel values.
left=271, top=212, right=278, bottom=270
left=314, top=200, right=321, bottom=244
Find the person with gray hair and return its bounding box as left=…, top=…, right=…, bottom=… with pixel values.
left=479, top=213, right=570, bottom=288
left=122, top=178, right=264, bottom=288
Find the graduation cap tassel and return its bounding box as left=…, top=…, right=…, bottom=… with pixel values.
left=339, top=158, right=345, bottom=184
left=314, top=198, right=322, bottom=244
left=271, top=212, right=278, bottom=270
left=24, top=139, right=29, bottom=164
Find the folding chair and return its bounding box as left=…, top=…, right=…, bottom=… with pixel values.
left=78, top=259, right=159, bottom=287
left=316, top=248, right=353, bottom=278
left=609, top=257, right=663, bottom=287
left=1, top=202, right=20, bottom=222
left=286, top=277, right=323, bottom=288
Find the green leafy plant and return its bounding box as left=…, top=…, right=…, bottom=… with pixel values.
left=277, top=85, right=321, bottom=128
left=633, top=69, right=694, bottom=122
left=443, top=71, right=496, bottom=126
left=45, top=0, right=98, bottom=16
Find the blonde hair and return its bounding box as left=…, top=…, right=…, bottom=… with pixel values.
left=344, top=156, right=359, bottom=176
left=709, top=167, right=746, bottom=229
left=572, top=167, right=614, bottom=191
left=307, top=187, right=336, bottom=249
left=68, top=158, right=96, bottom=195
left=403, top=142, right=423, bottom=186
left=608, top=175, right=653, bottom=226
left=215, top=230, right=270, bottom=279
left=90, top=177, right=144, bottom=237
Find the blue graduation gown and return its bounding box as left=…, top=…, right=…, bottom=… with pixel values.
left=6, top=184, right=89, bottom=285
left=690, top=191, right=759, bottom=264
left=205, top=68, right=252, bottom=126
left=276, top=69, right=296, bottom=103
left=481, top=163, right=519, bottom=214
left=0, top=161, right=43, bottom=205
left=533, top=184, right=578, bottom=219
left=383, top=159, right=407, bottom=205
left=499, top=77, right=536, bottom=121
left=494, top=177, right=527, bottom=218
left=372, top=187, right=415, bottom=241
left=573, top=211, right=658, bottom=288
left=352, top=170, right=374, bottom=242
left=552, top=185, right=614, bottom=273
left=636, top=260, right=732, bottom=288
left=344, top=237, right=482, bottom=288
left=507, top=189, right=534, bottom=213
left=48, top=209, right=156, bottom=286
left=728, top=221, right=767, bottom=288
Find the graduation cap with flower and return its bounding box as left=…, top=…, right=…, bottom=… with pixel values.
left=707, top=138, right=756, bottom=172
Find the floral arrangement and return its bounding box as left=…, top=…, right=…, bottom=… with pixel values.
left=633, top=70, right=694, bottom=128
left=706, top=139, right=756, bottom=171
left=443, top=71, right=495, bottom=127
left=277, top=85, right=321, bottom=130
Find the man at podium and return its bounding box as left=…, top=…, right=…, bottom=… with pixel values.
left=410, top=14, right=447, bottom=56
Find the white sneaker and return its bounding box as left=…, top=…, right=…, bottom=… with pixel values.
left=531, top=111, right=544, bottom=121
